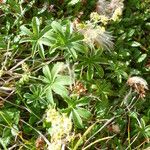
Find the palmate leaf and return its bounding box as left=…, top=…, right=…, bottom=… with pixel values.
left=20, top=17, right=54, bottom=59
left=41, top=63, right=72, bottom=105
left=19, top=37, right=35, bottom=43
left=31, top=42, right=38, bottom=57
left=49, top=21, right=84, bottom=59
left=0, top=128, right=11, bottom=149
left=71, top=42, right=87, bottom=53
left=68, top=47, right=78, bottom=59
left=78, top=50, right=106, bottom=80
left=39, top=25, right=52, bottom=38
left=62, top=96, right=91, bottom=128
left=24, top=85, right=47, bottom=107
left=63, top=96, right=74, bottom=106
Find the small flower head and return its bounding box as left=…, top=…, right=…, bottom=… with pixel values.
left=96, top=0, right=124, bottom=22
left=79, top=25, right=113, bottom=50
left=46, top=107, right=73, bottom=149
left=46, top=108, right=60, bottom=123
left=0, top=0, right=6, bottom=4
left=127, top=76, right=148, bottom=98
left=111, top=7, right=123, bottom=21
left=90, top=12, right=101, bottom=22
left=108, top=124, right=120, bottom=134
left=35, top=136, right=45, bottom=150
left=22, top=62, right=30, bottom=73
left=96, top=0, right=110, bottom=16
left=72, top=81, right=87, bottom=95
left=47, top=141, right=61, bottom=150
left=99, top=15, right=109, bottom=25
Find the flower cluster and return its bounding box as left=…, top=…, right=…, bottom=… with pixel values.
left=46, top=108, right=73, bottom=150
left=72, top=81, right=87, bottom=95
left=76, top=22, right=113, bottom=50
left=96, top=0, right=124, bottom=23
left=127, top=76, right=148, bottom=98
left=19, top=62, right=31, bottom=84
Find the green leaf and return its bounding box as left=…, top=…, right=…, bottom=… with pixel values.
left=129, top=112, right=138, bottom=119
left=131, top=41, right=141, bottom=47
left=32, top=17, right=40, bottom=37
left=0, top=137, right=7, bottom=150
left=76, top=108, right=91, bottom=119
left=69, top=0, right=80, bottom=5
left=46, top=87, right=54, bottom=105
left=72, top=109, right=83, bottom=128
left=94, top=64, right=104, bottom=78
left=128, top=29, right=135, bottom=37
left=137, top=54, right=147, bottom=63
left=72, top=42, right=86, bottom=53
left=68, top=47, right=78, bottom=59
left=87, top=65, right=94, bottom=80
left=64, top=97, right=74, bottom=106
left=29, top=115, right=38, bottom=125
left=51, top=62, right=64, bottom=80
left=20, top=25, right=33, bottom=36
left=76, top=97, right=90, bottom=106
left=55, top=76, right=72, bottom=85
left=39, top=37, right=52, bottom=46
left=52, top=83, right=69, bottom=97
left=65, top=22, right=71, bottom=37
left=11, top=125, right=19, bottom=137
left=0, top=128, right=11, bottom=148
left=51, top=21, right=62, bottom=33
left=31, top=42, right=38, bottom=57
left=38, top=43, right=45, bottom=59
left=24, top=93, right=32, bottom=99
left=19, top=37, right=34, bottom=43
left=70, top=34, right=83, bottom=42
left=40, top=25, right=52, bottom=38
left=43, top=65, right=52, bottom=82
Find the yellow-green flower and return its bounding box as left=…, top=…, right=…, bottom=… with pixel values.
left=99, top=15, right=109, bottom=25
left=90, top=12, right=101, bottom=22
left=80, top=26, right=113, bottom=50
left=46, top=108, right=73, bottom=150
left=111, top=7, right=123, bottom=21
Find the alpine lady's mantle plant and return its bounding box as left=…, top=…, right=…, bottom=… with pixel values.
left=0, top=0, right=150, bottom=149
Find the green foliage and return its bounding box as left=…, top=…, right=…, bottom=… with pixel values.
left=49, top=21, right=85, bottom=59
left=24, top=84, right=47, bottom=108
left=40, top=63, right=72, bottom=105
left=78, top=49, right=105, bottom=80
left=20, top=17, right=52, bottom=59
left=62, top=96, right=91, bottom=128
left=0, top=0, right=150, bottom=149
